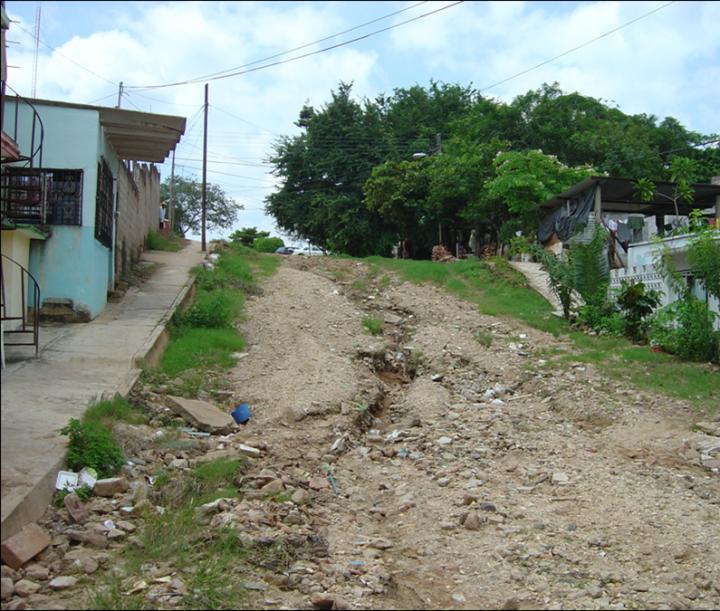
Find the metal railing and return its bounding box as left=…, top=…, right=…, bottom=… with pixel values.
left=1, top=253, right=40, bottom=357
left=3, top=84, right=44, bottom=168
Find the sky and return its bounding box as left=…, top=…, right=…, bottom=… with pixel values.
left=4, top=0, right=719, bottom=245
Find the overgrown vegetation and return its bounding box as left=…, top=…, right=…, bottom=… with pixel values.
left=149, top=244, right=278, bottom=390
left=146, top=230, right=184, bottom=252
left=367, top=255, right=719, bottom=409
left=252, top=236, right=284, bottom=253
left=60, top=418, right=125, bottom=478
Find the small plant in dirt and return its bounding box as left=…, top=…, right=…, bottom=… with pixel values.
left=473, top=329, right=493, bottom=348
left=362, top=315, right=384, bottom=335
left=407, top=350, right=426, bottom=374
left=649, top=297, right=720, bottom=363
left=61, top=419, right=125, bottom=478
left=154, top=457, right=245, bottom=508
left=54, top=484, right=93, bottom=508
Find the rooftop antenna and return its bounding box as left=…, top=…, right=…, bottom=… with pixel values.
left=31, top=2, right=41, bottom=97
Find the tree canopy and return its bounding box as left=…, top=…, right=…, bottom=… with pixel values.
left=161, top=176, right=241, bottom=237
left=265, top=81, right=719, bottom=257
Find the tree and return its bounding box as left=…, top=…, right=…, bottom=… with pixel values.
left=485, top=150, right=593, bottom=238
left=230, top=227, right=269, bottom=246
left=161, top=176, right=241, bottom=237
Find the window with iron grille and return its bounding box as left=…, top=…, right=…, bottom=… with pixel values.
left=94, top=158, right=113, bottom=248
left=1, top=168, right=83, bottom=226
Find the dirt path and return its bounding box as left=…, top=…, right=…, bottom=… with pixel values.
left=227, top=257, right=719, bottom=610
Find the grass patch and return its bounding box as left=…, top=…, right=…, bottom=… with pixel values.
left=473, top=330, right=493, bottom=348
left=364, top=255, right=719, bottom=411
left=146, top=230, right=184, bottom=252
left=83, top=396, right=147, bottom=427
left=362, top=315, right=384, bottom=335
left=155, top=457, right=245, bottom=508
left=160, top=328, right=245, bottom=377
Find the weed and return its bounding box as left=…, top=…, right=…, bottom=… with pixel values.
left=161, top=330, right=245, bottom=378
left=175, top=289, right=243, bottom=329
left=83, top=396, right=147, bottom=427
left=155, top=458, right=245, bottom=508
left=362, top=315, right=384, bottom=335
left=54, top=484, right=93, bottom=508
left=474, top=330, right=493, bottom=348
left=378, top=274, right=391, bottom=288
left=352, top=278, right=368, bottom=292
left=61, top=419, right=124, bottom=478
left=146, top=230, right=184, bottom=252
left=407, top=350, right=426, bottom=373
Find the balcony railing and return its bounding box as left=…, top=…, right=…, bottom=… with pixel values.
left=2, top=85, right=44, bottom=168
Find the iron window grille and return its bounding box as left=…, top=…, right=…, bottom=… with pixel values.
left=94, top=158, right=114, bottom=248
left=1, top=168, right=83, bottom=226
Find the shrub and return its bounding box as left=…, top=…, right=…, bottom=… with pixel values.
left=60, top=419, right=125, bottom=478
left=176, top=289, right=242, bottom=328
left=54, top=484, right=93, bottom=508
left=252, top=236, right=284, bottom=253
left=615, top=280, right=661, bottom=342
left=649, top=297, right=720, bottom=363
left=577, top=301, right=624, bottom=336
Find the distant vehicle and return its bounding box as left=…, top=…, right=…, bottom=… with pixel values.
left=292, top=245, right=324, bottom=256
left=275, top=246, right=295, bottom=255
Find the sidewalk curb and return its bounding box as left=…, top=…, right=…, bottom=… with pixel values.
left=0, top=254, right=199, bottom=543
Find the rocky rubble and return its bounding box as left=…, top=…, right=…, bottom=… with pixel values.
left=3, top=258, right=718, bottom=611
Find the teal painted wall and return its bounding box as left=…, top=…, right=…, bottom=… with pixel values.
left=9, top=102, right=115, bottom=319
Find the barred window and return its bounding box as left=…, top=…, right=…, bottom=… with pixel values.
left=1, top=168, right=83, bottom=226
left=95, top=158, right=114, bottom=248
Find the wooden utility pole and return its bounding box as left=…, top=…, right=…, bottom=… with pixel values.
left=116, top=82, right=123, bottom=108
left=435, top=133, right=442, bottom=245
left=168, top=148, right=176, bottom=232
left=201, top=83, right=208, bottom=252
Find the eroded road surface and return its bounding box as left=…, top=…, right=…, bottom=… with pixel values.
left=12, top=256, right=718, bottom=611
left=228, top=257, right=719, bottom=610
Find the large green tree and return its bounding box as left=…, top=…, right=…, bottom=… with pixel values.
left=161, top=176, right=241, bottom=237
left=266, top=80, right=718, bottom=256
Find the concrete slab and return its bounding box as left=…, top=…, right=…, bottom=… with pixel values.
left=1, top=241, right=204, bottom=542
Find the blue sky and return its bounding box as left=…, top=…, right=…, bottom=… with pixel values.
left=5, top=1, right=719, bottom=243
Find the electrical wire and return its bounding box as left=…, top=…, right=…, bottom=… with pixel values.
left=176, top=1, right=430, bottom=84
left=125, top=1, right=465, bottom=90
left=480, top=1, right=676, bottom=93
left=13, top=22, right=118, bottom=86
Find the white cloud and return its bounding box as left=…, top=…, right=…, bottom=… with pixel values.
left=5, top=0, right=719, bottom=241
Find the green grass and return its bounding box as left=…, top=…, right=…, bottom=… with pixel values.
left=362, top=315, right=384, bottom=335
left=160, top=328, right=245, bottom=377
left=155, top=245, right=277, bottom=384
left=146, top=230, right=184, bottom=252
left=364, top=255, right=719, bottom=411
left=473, top=330, right=493, bottom=348
left=83, top=396, right=147, bottom=427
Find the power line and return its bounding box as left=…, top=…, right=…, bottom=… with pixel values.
left=13, top=22, right=118, bottom=86
left=126, top=1, right=465, bottom=90
left=180, top=1, right=430, bottom=84
left=480, top=1, right=676, bottom=93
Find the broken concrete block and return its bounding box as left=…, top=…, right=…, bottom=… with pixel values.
left=94, top=477, right=129, bottom=497
left=166, top=395, right=235, bottom=434
left=0, top=524, right=51, bottom=570
left=64, top=492, right=89, bottom=523
left=237, top=444, right=261, bottom=458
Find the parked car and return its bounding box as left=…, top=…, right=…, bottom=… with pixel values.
left=292, top=246, right=324, bottom=256
left=275, top=246, right=295, bottom=255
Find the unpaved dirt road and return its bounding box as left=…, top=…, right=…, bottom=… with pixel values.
left=228, top=257, right=719, bottom=610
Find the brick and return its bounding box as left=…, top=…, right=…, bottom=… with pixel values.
left=63, top=492, right=89, bottom=523
left=94, top=477, right=129, bottom=497
left=0, top=524, right=51, bottom=570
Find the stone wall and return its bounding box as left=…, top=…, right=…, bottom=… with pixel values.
left=115, top=162, right=160, bottom=278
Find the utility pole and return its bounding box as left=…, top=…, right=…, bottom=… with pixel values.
left=435, top=133, right=442, bottom=245
left=31, top=4, right=41, bottom=98
left=116, top=82, right=124, bottom=108
left=201, top=83, right=208, bottom=252
left=169, top=148, right=176, bottom=233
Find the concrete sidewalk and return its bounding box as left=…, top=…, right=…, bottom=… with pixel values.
left=1, top=241, right=203, bottom=542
